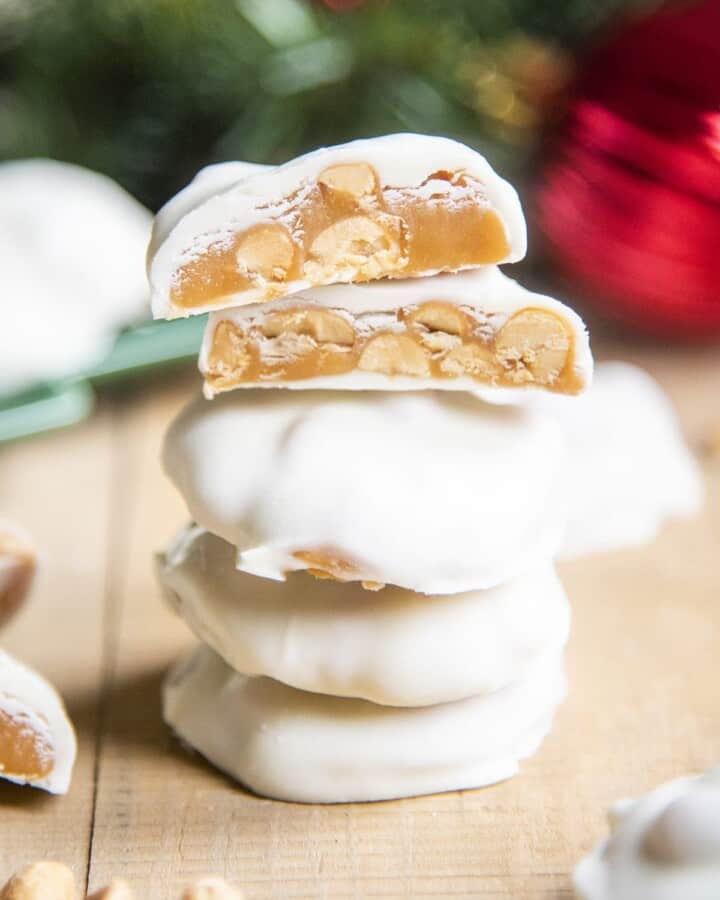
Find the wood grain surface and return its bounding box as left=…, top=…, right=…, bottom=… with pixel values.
left=0, top=341, right=718, bottom=899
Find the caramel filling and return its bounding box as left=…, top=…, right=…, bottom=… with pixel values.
left=170, top=164, right=510, bottom=310
left=205, top=302, right=581, bottom=394
left=292, top=549, right=385, bottom=591
left=0, top=706, right=53, bottom=781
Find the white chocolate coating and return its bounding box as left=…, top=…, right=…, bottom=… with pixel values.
left=158, top=525, right=570, bottom=706
left=526, top=363, right=703, bottom=559
left=199, top=267, right=592, bottom=395
left=153, top=161, right=270, bottom=252
left=0, top=159, right=152, bottom=397
left=163, top=390, right=568, bottom=594
left=574, top=767, right=720, bottom=899
left=0, top=649, right=76, bottom=794
left=149, top=134, right=527, bottom=318
left=163, top=644, right=566, bottom=803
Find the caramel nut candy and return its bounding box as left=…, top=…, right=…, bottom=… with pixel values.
left=159, top=526, right=570, bottom=707
left=0, top=861, right=75, bottom=900
left=149, top=134, right=526, bottom=318
left=574, top=766, right=720, bottom=899
left=163, top=644, right=566, bottom=804
left=163, top=389, right=568, bottom=595
left=0, top=159, right=152, bottom=398
left=0, top=650, right=76, bottom=794
left=528, top=362, right=703, bottom=561
left=200, top=268, right=592, bottom=396
left=0, top=521, right=36, bottom=630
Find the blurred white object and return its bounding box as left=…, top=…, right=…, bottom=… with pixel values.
left=0, top=159, right=152, bottom=397
left=574, top=766, right=720, bottom=899
left=538, top=362, right=703, bottom=558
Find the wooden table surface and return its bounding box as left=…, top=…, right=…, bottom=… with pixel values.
left=0, top=341, right=718, bottom=899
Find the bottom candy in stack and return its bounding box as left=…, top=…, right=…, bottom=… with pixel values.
left=158, top=390, right=574, bottom=802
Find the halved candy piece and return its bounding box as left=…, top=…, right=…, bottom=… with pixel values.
left=200, top=268, right=591, bottom=396
left=163, top=390, right=568, bottom=595
left=163, top=644, right=566, bottom=803
left=149, top=134, right=526, bottom=318
left=0, top=521, right=36, bottom=630
left=0, top=650, right=76, bottom=794
left=158, top=525, right=570, bottom=707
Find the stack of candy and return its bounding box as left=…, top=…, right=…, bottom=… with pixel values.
left=150, top=134, right=593, bottom=803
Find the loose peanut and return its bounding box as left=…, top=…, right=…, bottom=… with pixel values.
left=87, top=880, right=135, bottom=900
left=181, top=877, right=244, bottom=900
left=0, top=862, right=75, bottom=900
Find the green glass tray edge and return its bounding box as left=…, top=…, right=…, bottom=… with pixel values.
left=0, top=317, right=204, bottom=444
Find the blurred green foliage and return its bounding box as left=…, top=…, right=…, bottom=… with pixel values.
left=0, top=0, right=652, bottom=210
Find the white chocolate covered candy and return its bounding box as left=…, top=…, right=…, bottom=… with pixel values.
left=0, top=159, right=151, bottom=397
left=149, top=134, right=526, bottom=319
left=525, top=363, right=703, bottom=559
left=163, top=390, right=568, bottom=594
left=574, top=767, right=720, bottom=899
left=200, top=267, right=592, bottom=397
left=163, top=644, right=566, bottom=803
left=0, top=650, right=76, bottom=794
left=158, top=525, right=570, bottom=707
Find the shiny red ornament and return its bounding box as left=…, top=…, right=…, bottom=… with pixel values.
left=536, top=0, right=720, bottom=337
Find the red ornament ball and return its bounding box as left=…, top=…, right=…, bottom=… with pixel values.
left=535, top=0, right=720, bottom=338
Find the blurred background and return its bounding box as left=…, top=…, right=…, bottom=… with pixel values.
left=1, top=0, right=719, bottom=438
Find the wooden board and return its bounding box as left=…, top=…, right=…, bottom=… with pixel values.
left=0, top=342, right=718, bottom=899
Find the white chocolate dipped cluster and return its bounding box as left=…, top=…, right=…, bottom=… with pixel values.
left=200, top=268, right=592, bottom=396
left=163, top=643, right=566, bottom=804
left=163, top=389, right=568, bottom=595
left=0, top=159, right=151, bottom=397
left=574, top=767, right=720, bottom=900
left=524, top=363, right=703, bottom=559
left=159, top=526, right=570, bottom=707
left=149, top=134, right=526, bottom=319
